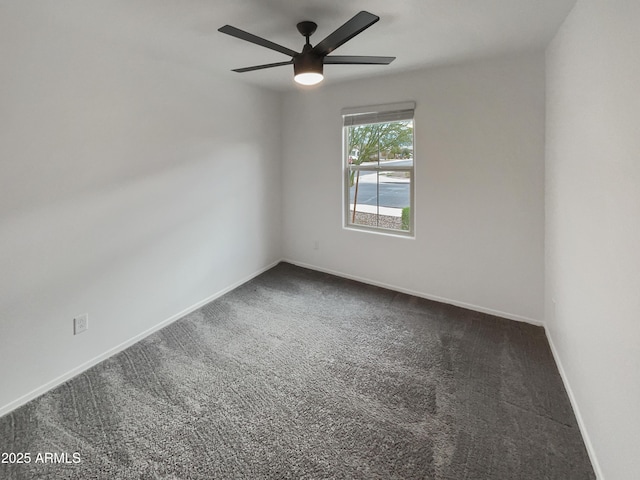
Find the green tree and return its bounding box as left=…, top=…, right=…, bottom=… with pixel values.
left=348, top=121, right=413, bottom=223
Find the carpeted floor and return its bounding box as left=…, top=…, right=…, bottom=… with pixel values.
left=0, top=262, right=595, bottom=479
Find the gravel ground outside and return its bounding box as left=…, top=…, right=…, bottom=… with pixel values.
left=349, top=211, right=403, bottom=230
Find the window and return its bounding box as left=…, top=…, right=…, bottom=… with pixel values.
left=343, top=102, right=415, bottom=236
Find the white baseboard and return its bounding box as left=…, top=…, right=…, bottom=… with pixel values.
left=0, top=260, right=280, bottom=418
left=282, top=258, right=544, bottom=327
left=544, top=328, right=604, bottom=480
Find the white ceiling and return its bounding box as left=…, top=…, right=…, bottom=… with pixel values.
left=16, top=0, right=577, bottom=91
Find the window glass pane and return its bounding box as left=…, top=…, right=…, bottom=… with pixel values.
left=348, top=168, right=380, bottom=228
left=348, top=169, right=411, bottom=232
left=347, top=121, right=413, bottom=166
left=379, top=170, right=410, bottom=212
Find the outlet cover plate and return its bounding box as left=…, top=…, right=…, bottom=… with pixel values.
left=74, top=314, right=88, bottom=335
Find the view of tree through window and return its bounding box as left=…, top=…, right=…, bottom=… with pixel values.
left=344, top=117, right=414, bottom=235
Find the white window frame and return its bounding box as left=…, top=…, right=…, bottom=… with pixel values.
left=342, top=102, right=416, bottom=237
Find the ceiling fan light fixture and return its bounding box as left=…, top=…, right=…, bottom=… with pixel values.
left=294, top=54, right=324, bottom=86
left=294, top=72, right=324, bottom=86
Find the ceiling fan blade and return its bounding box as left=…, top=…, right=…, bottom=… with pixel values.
left=311, top=11, right=379, bottom=57
left=219, top=25, right=299, bottom=57
left=232, top=61, right=293, bottom=73
left=324, top=55, right=395, bottom=65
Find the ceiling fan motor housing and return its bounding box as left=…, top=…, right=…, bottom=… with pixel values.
left=294, top=44, right=324, bottom=77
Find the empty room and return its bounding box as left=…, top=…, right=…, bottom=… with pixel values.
left=1, top=1, right=638, bottom=479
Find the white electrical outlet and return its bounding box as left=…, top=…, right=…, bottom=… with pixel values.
left=73, top=313, right=89, bottom=335
left=313, top=240, right=319, bottom=250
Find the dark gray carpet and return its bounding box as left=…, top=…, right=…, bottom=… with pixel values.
left=1, top=262, right=595, bottom=479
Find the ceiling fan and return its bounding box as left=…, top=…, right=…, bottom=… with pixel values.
left=218, top=11, right=395, bottom=86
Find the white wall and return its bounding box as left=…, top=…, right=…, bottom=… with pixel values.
left=281, top=53, right=546, bottom=323
left=0, top=5, right=282, bottom=413
left=545, top=1, right=640, bottom=478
